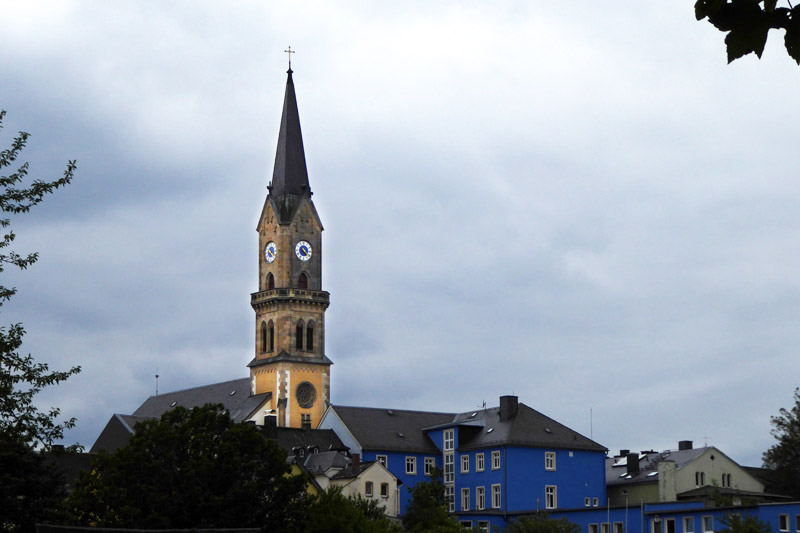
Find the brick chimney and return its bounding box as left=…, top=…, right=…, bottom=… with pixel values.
left=351, top=453, right=360, bottom=472
left=678, top=440, right=693, bottom=451
left=626, top=452, right=640, bottom=475
left=499, top=395, right=519, bottom=421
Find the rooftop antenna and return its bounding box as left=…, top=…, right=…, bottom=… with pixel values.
left=284, top=46, right=295, bottom=70
left=590, top=408, right=593, bottom=440
left=155, top=367, right=160, bottom=396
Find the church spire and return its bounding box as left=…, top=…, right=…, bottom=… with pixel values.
left=270, top=69, right=310, bottom=203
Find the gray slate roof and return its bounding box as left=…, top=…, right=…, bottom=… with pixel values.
left=90, top=413, right=155, bottom=453
left=133, top=377, right=270, bottom=423
left=303, top=450, right=350, bottom=475
left=452, top=404, right=607, bottom=452
left=331, top=405, right=456, bottom=454
left=606, top=447, right=710, bottom=486
left=264, top=425, right=347, bottom=454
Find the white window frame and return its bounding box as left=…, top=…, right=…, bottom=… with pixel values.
left=376, top=455, right=387, bottom=467
left=477, top=521, right=490, bottom=533
left=601, top=523, right=610, bottom=533
left=589, top=524, right=599, bottom=533
left=664, top=518, right=676, bottom=533
left=476, top=486, right=485, bottom=510
left=614, top=522, right=624, bottom=533
left=406, top=456, right=416, bottom=475
left=476, top=452, right=485, bottom=471
left=424, top=457, right=435, bottom=475
left=492, top=483, right=501, bottom=509
left=380, top=482, right=389, bottom=498
left=461, top=454, right=469, bottom=473
left=460, top=521, right=473, bottom=531
left=444, top=429, right=454, bottom=451
left=683, top=517, right=695, bottom=533
left=365, top=481, right=373, bottom=497
left=446, top=485, right=455, bottom=512
left=780, top=514, right=790, bottom=532
left=461, top=487, right=470, bottom=511
left=545, top=485, right=557, bottom=509
left=545, top=451, right=556, bottom=471
left=585, top=497, right=592, bottom=507
left=593, top=497, right=599, bottom=507
left=795, top=515, right=800, bottom=533
left=702, top=515, right=714, bottom=533
left=492, top=450, right=501, bottom=470
left=444, top=453, right=454, bottom=483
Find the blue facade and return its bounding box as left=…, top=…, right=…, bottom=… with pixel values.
left=360, top=449, right=439, bottom=515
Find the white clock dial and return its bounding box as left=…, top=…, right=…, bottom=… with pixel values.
left=295, top=240, right=312, bottom=261
left=264, top=241, right=277, bottom=263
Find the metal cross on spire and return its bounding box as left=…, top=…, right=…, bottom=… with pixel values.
left=285, top=46, right=295, bottom=70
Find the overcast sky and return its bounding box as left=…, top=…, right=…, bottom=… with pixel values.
left=2, top=1, right=799, bottom=467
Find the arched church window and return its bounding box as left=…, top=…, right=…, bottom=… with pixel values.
left=260, top=321, right=267, bottom=354
left=267, top=320, right=274, bottom=352
left=306, top=321, right=314, bottom=351
left=296, top=319, right=304, bottom=350
left=266, top=272, right=275, bottom=290
left=298, top=272, right=308, bottom=289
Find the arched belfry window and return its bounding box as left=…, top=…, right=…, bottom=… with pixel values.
left=298, top=272, right=308, bottom=290
left=266, top=272, right=275, bottom=290
left=260, top=321, right=267, bottom=354
left=295, top=319, right=304, bottom=350
left=267, top=320, right=274, bottom=352
left=306, top=320, right=315, bottom=352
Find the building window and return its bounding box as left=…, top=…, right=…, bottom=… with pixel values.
left=298, top=272, right=308, bottom=289
left=424, top=457, right=435, bottom=475
left=545, top=485, right=557, bottom=509
left=444, top=453, right=454, bottom=483
left=593, top=497, right=599, bottom=507
left=780, top=515, right=790, bottom=532
left=492, top=450, right=501, bottom=470
left=614, top=522, right=624, bottom=533
left=260, top=321, right=267, bottom=353
left=306, top=320, right=314, bottom=351
left=459, top=522, right=473, bottom=531
left=446, top=486, right=455, bottom=512
left=664, top=518, right=676, bottom=533
left=796, top=515, right=800, bottom=533
left=444, top=429, right=454, bottom=451
left=652, top=520, right=663, bottom=533
left=406, top=456, right=417, bottom=475
left=266, top=272, right=275, bottom=290
left=476, top=452, right=485, bottom=471
left=601, top=523, right=610, bottom=533
left=545, top=451, right=556, bottom=471
left=380, top=482, right=389, bottom=498
left=300, top=413, right=311, bottom=430
left=585, top=497, right=591, bottom=507
left=365, top=481, right=373, bottom=497
left=267, top=320, right=274, bottom=351
left=461, top=488, right=470, bottom=511
left=376, top=455, right=387, bottom=467
left=695, top=471, right=705, bottom=486
left=683, top=517, right=695, bottom=533
left=492, top=483, right=501, bottom=509
left=461, top=454, right=469, bottom=473
left=589, top=525, right=599, bottom=533
left=295, top=320, right=304, bottom=350
left=477, top=521, right=490, bottom=533
left=476, top=486, right=485, bottom=510
left=702, top=516, right=714, bottom=533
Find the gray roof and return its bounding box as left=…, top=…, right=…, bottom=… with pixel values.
left=331, top=405, right=455, bottom=454
left=264, top=425, right=347, bottom=454
left=303, top=450, right=350, bottom=475
left=606, top=447, right=711, bottom=486
left=452, top=404, right=607, bottom=452
left=90, top=413, right=155, bottom=453
left=247, top=351, right=333, bottom=369
left=133, top=377, right=270, bottom=423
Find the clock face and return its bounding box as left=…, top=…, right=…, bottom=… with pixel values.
left=295, top=240, right=312, bottom=261
left=264, top=241, right=277, bottom=263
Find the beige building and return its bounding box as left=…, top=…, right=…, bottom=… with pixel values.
left=607, top=441, right=767, bottom=507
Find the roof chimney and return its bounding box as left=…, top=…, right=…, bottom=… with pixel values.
left=499, top=395, right=519, bottom=421
left=351, top=453, right=360, bottom=472
left=678, top=440, right=693, bottom=451
left=619, top=449, right=630, bottom=457
left=626, top=452, right=640, bottom=475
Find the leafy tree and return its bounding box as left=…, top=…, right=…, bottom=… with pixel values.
left=0, top=110, right=78, bottom=533
left=506, top=513, right=581, bottom=533
left=762, top=387, right=800, bottom=499
left=695, top=0, right=800, bottom=64
left=63, top=404, right=309, bottom=530
left=719, top=513, right=771, bottom=533
left=302, top=486, right=402, bottom=533
left=403, top=468, right=461, bottom=533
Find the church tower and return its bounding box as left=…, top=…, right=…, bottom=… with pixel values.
left=248, top=68, right=332, bottom=429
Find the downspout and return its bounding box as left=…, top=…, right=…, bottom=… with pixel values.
left=503, top=444, right=508, bottom=521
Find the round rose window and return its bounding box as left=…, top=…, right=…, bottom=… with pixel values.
left=296, top=382, right=316, bottom=408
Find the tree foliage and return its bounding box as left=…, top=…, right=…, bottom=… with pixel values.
left=302, top=486, right=402, bottom=533
left=719, top=513, right=772, bottom=533
left=695, top=0, right=800, bottom=64
left=762, top=387, right=800, bottom=499
left=403, top=468, right=461, bottom=533
left=0, top=110, right=78, bottom=533
left=506, top=513, right=581, bottom=533
left=63, top=404, right=309, bottom=530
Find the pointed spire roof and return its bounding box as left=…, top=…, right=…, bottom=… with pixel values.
left=270, top=69, right=310, bottom=201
